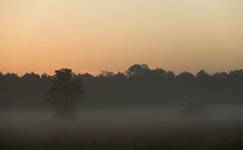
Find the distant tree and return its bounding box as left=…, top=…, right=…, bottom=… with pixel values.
left=176, top=72, right=196, bottom=99
left=46, top=68, right=84, bottom=118
left=196, top=70, right=210, bottom=80
left=146, top=68, right=175, bottom=81
left=150, top=68, right=167, bottom=78
left=177, top=72, right=195, bottom=81
left=126, top=64, right=150, bottom=77
left=115, top=72, right=127, bottom=80
left=166, top=71, right=176, bottom=79
left=79, top=73, right=94, bottom=80
left=196, top=70, right=212, bottom=98
left=213, top=72, right=228, bottom=80
left=41, top=73, right=52, bottom=81
left=229, top=70, right=243, bottom=80
left=22, top=72, right=40, bottom=81
left=4, top=73, right=19, bottom=80
left=99, top=71, right=115, bottom=79
left=0, top=72, right=3, bottom=78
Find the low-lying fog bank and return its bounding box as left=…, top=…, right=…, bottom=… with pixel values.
left=0, top=106, right=242, bottom=150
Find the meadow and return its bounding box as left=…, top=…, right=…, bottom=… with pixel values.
left=1, top=106, right=242, bottom=150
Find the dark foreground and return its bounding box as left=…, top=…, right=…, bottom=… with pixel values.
left=1, top=121, right=242, bottom=150
left=0, top=107, right=242, bottom=150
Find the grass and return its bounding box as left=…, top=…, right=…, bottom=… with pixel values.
left=1, top=121, right=242, bottom=150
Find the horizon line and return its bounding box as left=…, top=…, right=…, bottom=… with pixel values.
left=1, top=67, right=242, bottom=77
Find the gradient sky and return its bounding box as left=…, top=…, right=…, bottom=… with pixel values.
left=0, top=0, right=243, bottom=75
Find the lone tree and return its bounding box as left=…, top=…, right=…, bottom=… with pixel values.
left=46, top=68, right=84, bottom=118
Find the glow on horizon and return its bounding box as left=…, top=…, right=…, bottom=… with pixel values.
left=0, top=0, right=243, bottom=75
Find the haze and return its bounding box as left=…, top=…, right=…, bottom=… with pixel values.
left=0, top=0, right=243, bottom=75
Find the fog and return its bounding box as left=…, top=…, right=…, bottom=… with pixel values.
left=1, top=105, right=242, bottom=136
left=1, top=104, right=242, bottom=150
left=0, top=67, right=242, bottom=149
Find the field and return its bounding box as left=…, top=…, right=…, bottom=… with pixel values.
left=0, top=107, right=242, bottom=150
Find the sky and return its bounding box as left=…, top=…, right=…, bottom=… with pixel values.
left=0, top=0, right=243, bottom=75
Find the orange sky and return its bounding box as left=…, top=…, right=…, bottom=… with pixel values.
left=0, top=0, right=243, bottom=75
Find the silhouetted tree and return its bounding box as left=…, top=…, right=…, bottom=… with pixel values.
left=178, top=72, right=195, bottom=81
left=99, top=71, right=115, bottom=79
left=22, top=72, right=40, bottom=81
left=126, top=64, right=150, bottom=78
left=196, top=70, right=212, bottom=99
left=196, top=70, right=210, bottom=80
left=176, top=72, right=196, bottom=99
left=149, top=68, right=167, bottom=79
left=41, top=73, right=52, bottom=81
left=5, top=73, right=19, bottom=80
left=167, top=71, right=176, bottom=79
left=0, top=65, right=242, bottom=110
left=115, top=72, right=127, bottom=80
left=213, top=72, right=228, bottom=80
left=46, top=68, right=84, bottom=118
left=79, top=73, right=94, bottom=80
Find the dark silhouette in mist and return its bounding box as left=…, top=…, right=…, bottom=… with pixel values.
left=0, top=65, right=243, bottom=150
left=0, top=64, right=242, bottom=110
left=45, top=69, right=84, bottom=117
left=126, top=64, right=150, bottom=77
left=181, top=101, right=211, bottom=119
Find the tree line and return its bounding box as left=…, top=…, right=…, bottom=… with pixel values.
left=0, top=64, right=242, bottom=111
